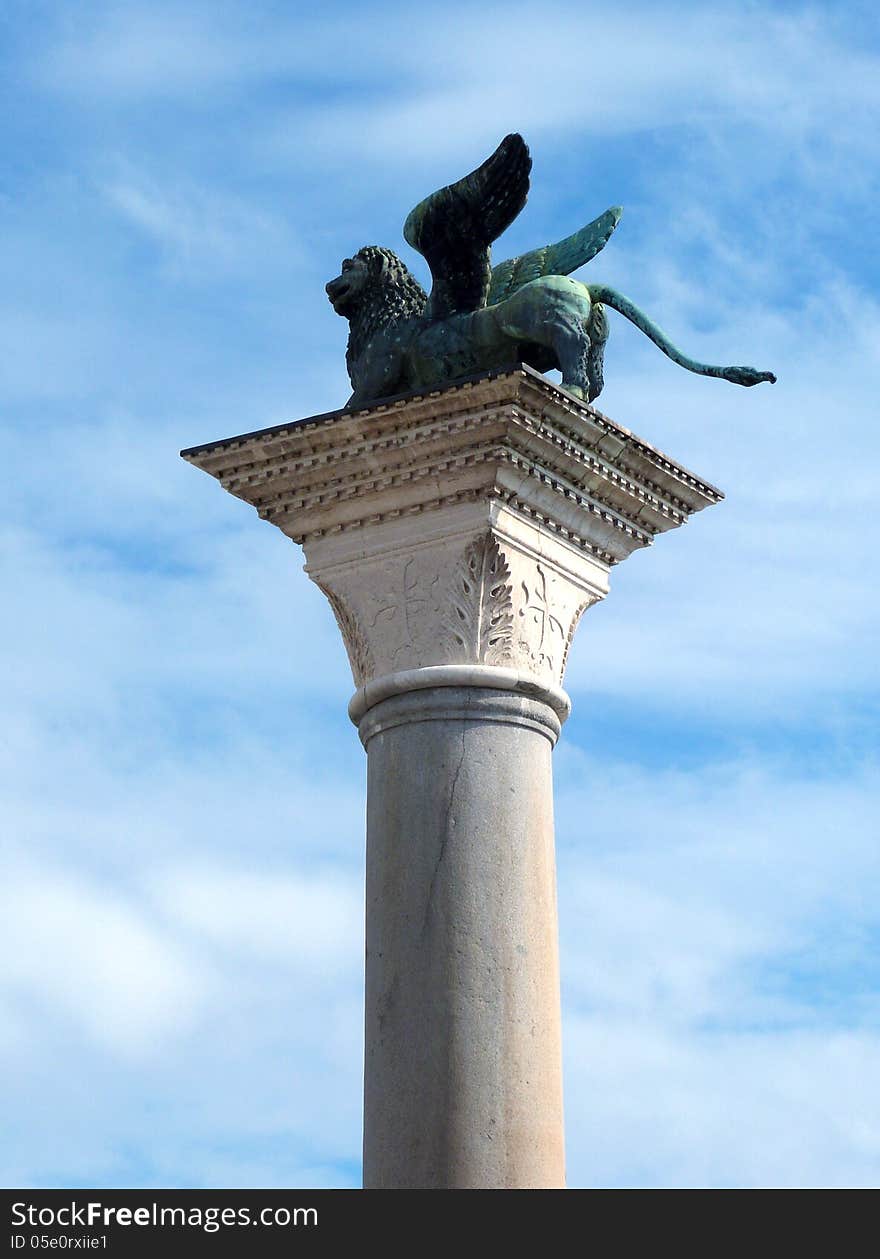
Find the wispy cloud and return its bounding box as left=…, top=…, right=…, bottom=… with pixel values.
left=556, top=751, right=880, bottom=1187
left=565, top=1019, right=880, bottom=1187
left=153, top=865, right=363, bottom=968
left=0, top=865, right=205, bottom=1057
left=103, top=168, right=295, bottom=276
left=252, top=3, right=880, bottom=168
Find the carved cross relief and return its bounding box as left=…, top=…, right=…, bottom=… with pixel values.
left=314, top=531, right=601, bottom=689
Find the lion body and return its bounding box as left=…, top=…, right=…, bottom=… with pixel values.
left=327, top=245, right=774, bottom=410
left=331, top=249, right=605, bottom=409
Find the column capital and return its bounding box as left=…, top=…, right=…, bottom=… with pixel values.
left=182, top=366, right=722, bottom=695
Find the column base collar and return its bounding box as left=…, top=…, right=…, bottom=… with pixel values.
left=349, top=665, right=571, bottom=727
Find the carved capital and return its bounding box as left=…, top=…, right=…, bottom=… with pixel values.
left=312, top=525, right=602, bottom=688
left=182, top=367, right=722, bottom=694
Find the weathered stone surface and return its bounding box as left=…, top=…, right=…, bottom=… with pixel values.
left=360, top=686, right=564, bottom=1189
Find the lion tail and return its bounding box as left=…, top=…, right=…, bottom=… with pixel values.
left=587, top=284, right=776, bottom=387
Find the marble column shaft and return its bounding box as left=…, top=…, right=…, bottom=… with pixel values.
left=360, top=684, right=565, bottom=1188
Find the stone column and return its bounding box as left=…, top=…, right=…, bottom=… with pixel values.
left=357, top=679, right=566, bottom=1188
left=182, top=365, right=722, bottom=1189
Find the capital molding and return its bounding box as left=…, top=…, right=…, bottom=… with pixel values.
left=182, top=367, right=722, bottom=693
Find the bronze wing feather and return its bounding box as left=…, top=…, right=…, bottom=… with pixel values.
left=403, top=133, right=532, bottom=321
left=487, top=205, right=623, bottom=306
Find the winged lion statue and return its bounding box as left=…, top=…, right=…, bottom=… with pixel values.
left=326, top=134, right=776, bottom=410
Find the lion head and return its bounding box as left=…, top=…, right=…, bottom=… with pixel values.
left=326, top=246, right=428, bottom=365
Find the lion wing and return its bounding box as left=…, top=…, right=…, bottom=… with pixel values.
left=487, top=206, right=623, bottom=306
left=403, top=133, right=532, bottom=321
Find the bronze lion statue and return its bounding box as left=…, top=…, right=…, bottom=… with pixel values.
left=327, top=135, right=775, bottom=410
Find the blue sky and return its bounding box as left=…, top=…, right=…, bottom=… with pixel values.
left=1, top=0, right=879, bottom=1188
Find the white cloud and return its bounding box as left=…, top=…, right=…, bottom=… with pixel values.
left=257, top=3, right=880, bottom=171
left=35, top=5, right=273, bottom=97
left=0, top=866, right=204, bottom=1057
left=555, top=750, right=880, bottom=1186
left=103, top=169, right=296, bottom=276
left=565, top=1020, right=880, bottom=1188
left=153, top=865, right=362, bottom=969
left=37, top=3, right=880, bottom=148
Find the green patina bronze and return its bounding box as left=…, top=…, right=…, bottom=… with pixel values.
left=326, top=134, right=776, bottom=409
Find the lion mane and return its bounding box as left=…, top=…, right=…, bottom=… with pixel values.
left=344, top=247, right=427, bottom=376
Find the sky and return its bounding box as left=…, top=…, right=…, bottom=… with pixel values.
left=1, top=0, right=879, bottom=1189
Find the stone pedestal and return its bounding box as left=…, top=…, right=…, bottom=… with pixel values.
left=182, top=365, right=722, bottom=1189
